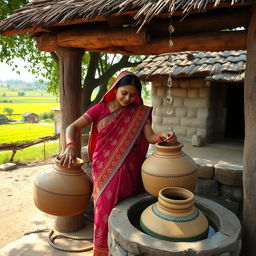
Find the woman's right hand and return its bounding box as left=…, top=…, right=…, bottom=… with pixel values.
left=59, top=147, right=77, bottom=168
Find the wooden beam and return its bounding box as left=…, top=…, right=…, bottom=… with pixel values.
left=121, top=30, right=247, bottom=55
left=57, top=26, right=150, bottom=49
left=242, top=5, right=256, bottom=256
left=35, top=32, right=58, bottom=52
left=35, top=29, right=246, bottom=54
left=149, top=7, right=250, bottom=36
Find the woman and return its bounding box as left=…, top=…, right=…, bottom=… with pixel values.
left=60, top=70, right=176, bottom=256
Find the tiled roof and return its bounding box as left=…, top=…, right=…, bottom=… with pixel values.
left=136, top=50, right=246, bottom=83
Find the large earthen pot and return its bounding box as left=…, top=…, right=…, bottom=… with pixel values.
left=33, top=157, right=92, bottom=216
left=140, top=187, right=209, bottom=242
left=141, top=141, right=198, bottom=197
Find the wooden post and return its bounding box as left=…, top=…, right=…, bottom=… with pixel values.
left=56, top=47, right=85, bottom=232
left=57, top=47, right=84, bottom=153
left=242, top=5, right=256, bottom=255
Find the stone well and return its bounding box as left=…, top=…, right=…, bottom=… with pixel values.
left=108, top=194, right=241, bottom=256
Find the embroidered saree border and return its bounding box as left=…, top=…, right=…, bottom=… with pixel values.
left=93, top=105, right=151, bottom=203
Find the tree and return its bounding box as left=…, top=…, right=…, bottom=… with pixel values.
left=0, top=1, right=144, bottom=112
left=3, top=107, right=14, bottom=117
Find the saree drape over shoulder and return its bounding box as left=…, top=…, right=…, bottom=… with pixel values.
left=82, top=71, right=152, bottom=256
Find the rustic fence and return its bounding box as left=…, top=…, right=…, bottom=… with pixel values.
left=0, top=134, right=60, bottom=162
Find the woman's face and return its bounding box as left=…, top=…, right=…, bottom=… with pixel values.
left=115, top=85, right=139, bottom=107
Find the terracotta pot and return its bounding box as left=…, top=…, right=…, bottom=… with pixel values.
left=140, top=187, right=209, bottom=241
left=141, top=141, right=198, bottom=197
left=33, top=157, right=92, bottom=216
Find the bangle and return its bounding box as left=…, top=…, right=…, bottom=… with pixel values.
left=66, top=141, right=77, bottom=147
left=66, top=145, right=77, bottom=150
left=157, top=134, right=163, bottom=142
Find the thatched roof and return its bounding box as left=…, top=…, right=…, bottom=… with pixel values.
left=136, top=50, right=246, bottom=83
left=0, top=0, right=250, bottom=35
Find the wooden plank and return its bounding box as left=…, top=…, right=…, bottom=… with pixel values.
left=122, top=30, right=247, bottom=55
left=57, top=26, right=150, bottom=49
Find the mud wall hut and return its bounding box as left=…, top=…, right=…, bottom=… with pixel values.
left=137, top=50, right=246, bottom=144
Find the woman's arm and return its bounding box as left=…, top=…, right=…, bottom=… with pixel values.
left=143, top=123, right=177, bottom=144
left=60, top=116, right=91, bottom=167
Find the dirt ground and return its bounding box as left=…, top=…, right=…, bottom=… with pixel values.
left=0, top=161, right=56, bottom=249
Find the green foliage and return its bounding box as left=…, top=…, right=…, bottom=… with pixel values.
left=3, top=107, right=13, bottom=116
left=39, top=111, right=54, bottom=121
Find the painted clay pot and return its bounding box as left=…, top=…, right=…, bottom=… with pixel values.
left=33, top=157, right=92, bottom=216
left=140, top=187, right=209, bottom=241
left=141, top=141, right=198, bottom=197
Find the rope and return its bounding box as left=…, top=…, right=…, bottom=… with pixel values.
left=24, top=228, right=93, bottom=253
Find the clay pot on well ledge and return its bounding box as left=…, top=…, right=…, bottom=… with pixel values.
left=141, top=141, right=198, bottom=197
left=140, top=187, right=209, bottom=242
left=33, top=157, right=92, bottom=216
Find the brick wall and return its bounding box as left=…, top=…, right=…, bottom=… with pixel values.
left=151, top=78, right=211, bottom=142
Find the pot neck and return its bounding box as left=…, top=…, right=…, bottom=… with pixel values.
left=157, top=187, right=194, bottom=214
left=155, top=142, right=184, bottom=156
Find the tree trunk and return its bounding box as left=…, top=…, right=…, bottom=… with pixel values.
left=242, top=5, right=256, bottom=255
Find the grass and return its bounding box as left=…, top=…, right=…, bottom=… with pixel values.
left=0, top=123, right=55, bottom=143
left=0, top=141, right=60, bottom=164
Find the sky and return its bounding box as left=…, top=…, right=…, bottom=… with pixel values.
left=0, top=59, right=37, bottom=82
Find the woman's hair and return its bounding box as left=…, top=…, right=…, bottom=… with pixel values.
left=115, top=75, right=142, bottom=94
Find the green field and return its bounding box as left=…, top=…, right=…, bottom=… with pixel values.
left=0, top=141, right=59, bottom=164
left=0, top=102, right=59, bottom=119
left=0, top=123, right=55, bottom=143
left=0, top=123, right=59, bottom=164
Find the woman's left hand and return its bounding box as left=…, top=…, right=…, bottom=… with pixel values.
left=158, top=131, right=177, bottom=144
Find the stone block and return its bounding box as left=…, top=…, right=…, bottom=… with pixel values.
left=196, top=128, right=207, bottom=137
left=181, top=118, right=207, bottom=128
left=188, top=89, right=199, bottom=98
left=175, top=107, right=187, bottom=117
left=186, top=128, right=198, bottom=137
left=151, top=95, right=163, bottom=106
left=220, top=185, right=243, bottom=202
left=195, top=160, right=214, bottom=179
left=155, top=106, right=172, bottom=116
left=172, top=97, right=184, bottom=107
left=204, top=196, right=240, bottom=216
left=187, top=108, right=197, bottom=118
left=199, top=88, right=210, bottom=98
left=172, top=79, right=180, bottom=88
left=162, top=116, right=180, bottom=125
left=197, top=108, right=209, bottom=119
left=215, top=164, right=243, bottom=186
left=190, top=79, right=206, bottom=88
left=179, top=79, right=190, bottom=89
left=153, top=115, right=163, bottom=125
left=195, top=179, right=219, bottom=196
left=172, top=126, right=187, bottom=136
left=171, top=88, right=187, bottom=97
left=151, top=86, right=157, bottom=95
left=192, top=134, right=204, bottom=147
left=184, top=98, right=209, bottom=108
left=156, top=86, right=167, bottom=97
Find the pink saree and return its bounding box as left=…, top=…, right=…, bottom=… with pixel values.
left=83, top=71, right=152, bottom=256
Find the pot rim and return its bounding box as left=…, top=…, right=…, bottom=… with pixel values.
left=155, top=141, right=184, bottom=151
left=159, top=187, right=194, bottom=203
left=55, top=156, right=84, bottom=169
